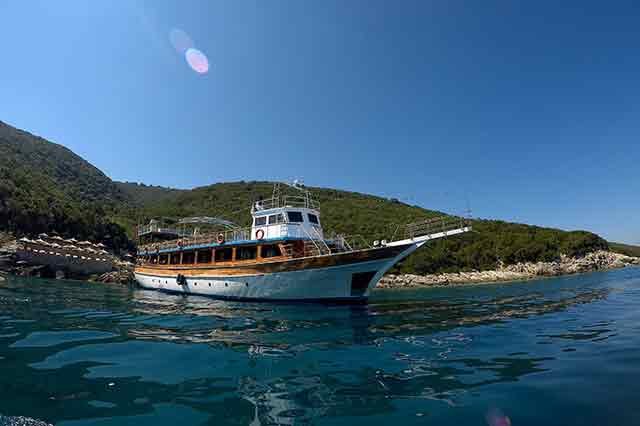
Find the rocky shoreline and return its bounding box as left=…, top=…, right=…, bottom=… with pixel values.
left=379, top=250, right=640, bottom=289
left=0, top=235, right=135, bottom=284
left=2, top=234, right=638, bottom=289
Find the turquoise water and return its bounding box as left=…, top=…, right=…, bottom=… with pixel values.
left=1, top=268, right=640, bottom=425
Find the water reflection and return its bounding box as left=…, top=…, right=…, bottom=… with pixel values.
left=123, top=286, right=611, bottom=351
left=0, top=272, right=631, bottom=425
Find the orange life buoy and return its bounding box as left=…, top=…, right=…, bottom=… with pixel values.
left=256, top=229, right=265, bottom=240
left=217, top=233, right=225, bottom=244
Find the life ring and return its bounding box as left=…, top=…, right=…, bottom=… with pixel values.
left=217, top=233, right=225, bottom=244
left=256, top=229, right=265, bottom=240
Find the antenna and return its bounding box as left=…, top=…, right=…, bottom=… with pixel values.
left=283, top=179, right=306, bottom=192
left=464, top=192, right=473, bottom=219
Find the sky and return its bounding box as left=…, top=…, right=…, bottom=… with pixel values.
left=0, top=0, right=639, bottom=244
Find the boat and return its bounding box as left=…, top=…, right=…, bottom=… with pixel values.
left=134, top=183, right=471, bottom=302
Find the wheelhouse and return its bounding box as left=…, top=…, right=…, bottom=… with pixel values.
left=251, top=206, right=323, bottom=240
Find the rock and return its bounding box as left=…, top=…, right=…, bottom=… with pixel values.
left=0, top=415, right=53, bottom=426
left=0, top=236, right=18, bottom=255
left=15, top=264, right=47, bottom=277
left=96, top=269, right=134, bottom=284
left=380, top=250, right=640, bottom=289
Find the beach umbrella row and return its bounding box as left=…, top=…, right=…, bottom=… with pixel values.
left=32, top=235, right=108, bottom=249
left=20, top=237, right=110, bottom=255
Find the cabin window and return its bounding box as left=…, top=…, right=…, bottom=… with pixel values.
left=237, top=246, right=257, bottom=261
left=197, top=249, right=212, bottom=264
left=215, top=248, right=233, bottom=262
left=307, top=214, right=319, bottom=224
left=261, top=244, right=281, bottom=258
left=150, top=255, right=158, bottom=264
left=170, top=252, right=181, bottom=264
left=182, top=251, right=195, bottom=264
left=268, top=214, right=284, bottom=224
left=287, top=211, right=304, bottom=223
left=159, top=254, right=168, bottom=265
left=254, top=216, right=267, bottom=226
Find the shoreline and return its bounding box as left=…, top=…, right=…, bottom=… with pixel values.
left=378, top=250, right=640, bottom=289
left=2, top=239, right=638, bottom=290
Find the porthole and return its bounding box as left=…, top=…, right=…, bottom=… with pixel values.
left=245, top=283, right=248, bottom=287
left=195, top=282, right=197, bottom=286
left=208, top=283, right=211, bottom=287
left=225, top=283, right=228, bottom=287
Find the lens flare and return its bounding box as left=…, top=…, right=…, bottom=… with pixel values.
left=185, top=48, right=209, bottom=74
left=169, top=28, right=193, bottom=53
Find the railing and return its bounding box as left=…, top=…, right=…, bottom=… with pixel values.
left=137, top=224, right=190, bottom=237
left=278, top=233, right=371, bottom=259
left=403, top=215, right=470, bottom=239
left=138, top=222, right=304, bottom=254
left=253, top=195, right=320, bottom=212
left=280, top=240, right=327, bottom=258
left=326, top=234, right=371, bottom=252
left=138, top=220, right=335, bottom=258
left=139, top=227, right=251, bottom=253
left=305, top=224, right=331, bottom=255
left=137, top=214, right=471, bottom=257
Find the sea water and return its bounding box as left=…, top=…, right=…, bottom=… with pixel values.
left=1, top=267, right=640, bottom=425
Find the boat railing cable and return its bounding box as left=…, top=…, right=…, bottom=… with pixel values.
left=403, top=214, right=470, bottom=240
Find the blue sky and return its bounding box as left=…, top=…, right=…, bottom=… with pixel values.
left=1, top=1, right=639, bottom=244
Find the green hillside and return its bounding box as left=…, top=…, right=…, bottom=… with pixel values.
left=116, top=181, right=185, bottom=207
left=0, top=120, right=613, bottom=272
left=609, top=242, right=640, bottom=258
left=120, top=181, right=609, bottom=274
left=0, top=121, right=132, bottom=253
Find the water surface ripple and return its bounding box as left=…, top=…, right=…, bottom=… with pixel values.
left=1, top=267, right=640, bottom=425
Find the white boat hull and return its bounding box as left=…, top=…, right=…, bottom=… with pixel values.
left=135, top=257, right=393, bottom=302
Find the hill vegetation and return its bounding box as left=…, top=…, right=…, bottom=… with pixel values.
left=122, top=181, right=610, bottom=273
left=0, top=120, right=630, bottom=273
left=0, top=121, right=133, bottom=253
left=609, top=242, right=640, bottom=258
